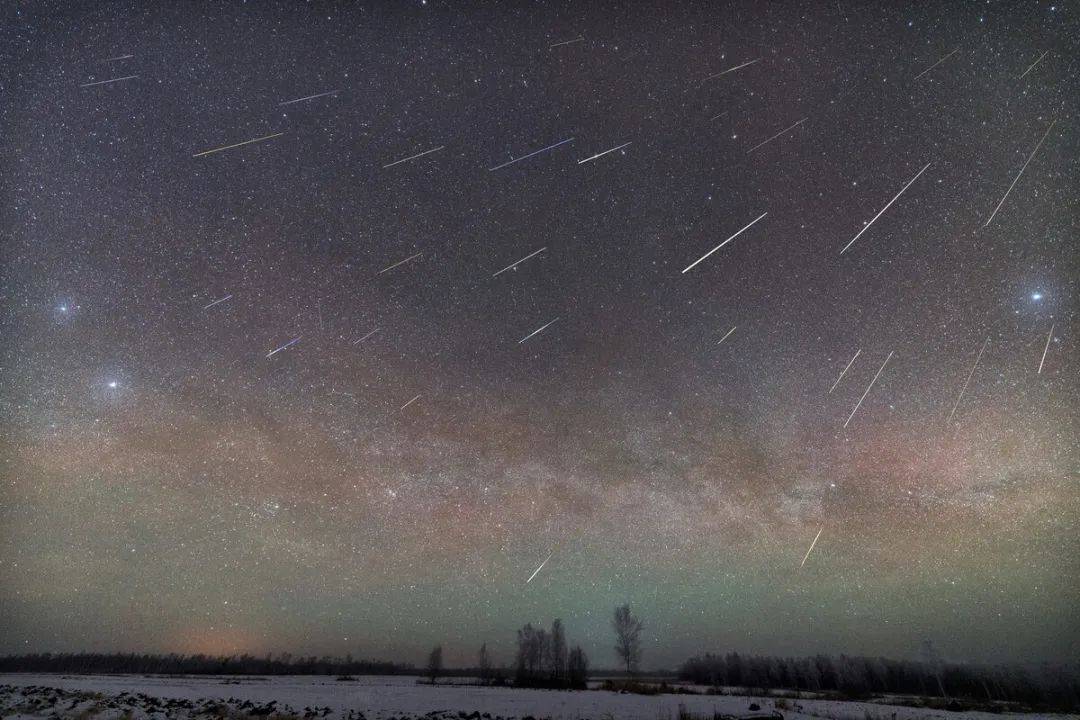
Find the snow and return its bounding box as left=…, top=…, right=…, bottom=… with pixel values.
left=0, top=674, right=1070, bottom=720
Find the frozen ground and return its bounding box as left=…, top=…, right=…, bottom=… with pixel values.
left=0, top=675, right=1071, bottom=720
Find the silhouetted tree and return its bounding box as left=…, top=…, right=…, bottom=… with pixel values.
left=548, top=619, right=567, bottom=681
left=427, top=645, right=443, bottom=685
left=921, top=639, right=948, bottom=698
left=612, top=604, right=643, bottom=674
left=478, top=642, right=492, bottom=683
left=515, top=623, right=541, bottom=683
left=567, top=646, right=589, bottom=689
left=514, top=619, right=584, bottom=689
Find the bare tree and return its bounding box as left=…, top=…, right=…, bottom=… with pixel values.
left=478, top=642, right=491, bottom=683
left=567, top=646, right=589, bottom=689
left=612, top=604, right=643, bottom=674
left=549, top=619, right=567, bottom=681
left=515, top=623, right=541, bottom=684
left=427, top=645, right=443, bottom=685
left=920, top=639, right=948, bottom=699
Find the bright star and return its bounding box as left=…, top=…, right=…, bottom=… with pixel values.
left=1031, top=292, right=1043, bottom=301
left=107, top=381, right=118, bottom=389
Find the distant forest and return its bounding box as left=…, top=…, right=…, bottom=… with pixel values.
left=679, top=652, right=1080, bottom=710
left=2, top=647, right=1078, bottom=710
left=0, top=653, right=412, bottom=676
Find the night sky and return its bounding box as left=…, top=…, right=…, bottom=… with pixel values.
left=1, top=1, right=1077, bottom=668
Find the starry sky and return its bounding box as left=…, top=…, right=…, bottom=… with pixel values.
left=1, top=1, right=1077, bottom=668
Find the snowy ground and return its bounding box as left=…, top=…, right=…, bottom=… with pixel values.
left=0, top=675, right=1070, bottom=720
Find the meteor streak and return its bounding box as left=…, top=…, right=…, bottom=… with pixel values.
left=202, top=294, right=233, bottom=310
left=578, top=142, right=632, bottom=164
left=1038, top=325, right=1054, bottom=374
left=193, top=132, right=285, bottom=158
left=353, top=328, right=380, bottom=345
left=843, top=351, right=893, bottom=428
left=829, top=348, right=861, bottom=393
left=278, top=89, right=342, bottom=105
left=400, top=394, right=422, bottom=410
left=717, top=326, right=737, bottom=344
left=80, top=75, right=138, bottom=87
left=489, top=138, right=574, bottom=171
left=382, top=145, right=445, bottom=169
left=526, top=551, right=553, bottom=583
left=493, top=247, right=546, bottom=277
left=702, top=58, right=760, bottom=82
left=1019, top=51, right=1049, bottom=79
left=983, top=120, right=1056, bottom=228
left=549, top=37, right=584, bottom=48
left=746, top=117, right=806, bottom=153
left=912, top=48, right=958, bottom=81
left=266, top=336, right=302, bottom=358
left=519, top=318, right=560, bottom=344
left=682, top=212, right=768, bottom=273
left=800, top=527, right=824, bottom=568
left=377, top=252, right=423, bottom=274
left=947, top=337, right=989, bottom=422
left=840, top=162, right=931, bottom=254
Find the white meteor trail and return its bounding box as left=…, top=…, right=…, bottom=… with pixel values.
left=104, top=54, right=134, bottom=62
left=717, top=326, right=737, bottom=345
left=526, top=551, right=553, bottom=583
left=746, top=117, right=806, bottom=153
left=266, top=336, right=302, bottom=358
left=1019, top=51, right=1049, bottom=79
left=1037, top=325, right=1054, bottom=374
left=193, top=132, right=285, bottom=158
left=983, top=120, right=1056, bottom=228
left=550, top=37, right=584, bottom=48
left=947, top=337, right=989, bottom=423
left=702, top=58, right=760, bottom=82
left=912, top=48, right=958, bottom=81
left=400, top=394, right=422, bottom=411
left=519, top=317, right=560, bottom=344
left=279, top=89, right=342, bottom=105
left=202, top=294, right=233, bottom=310
left=843, top=351, right=893, bottom=428
left=578, top=142, right=632, bottom=165
left=489, top=138, right=574, bottom=171
left=382, top=145, right=445, bottom=169
left=840, top=162, right=932, bottom=254
left=829, top=348, right=862, bottom=393
left=80, top=75, right=138, bottom=87
left=800, top=527, right=824, bottom=568
left=353, top=328, right=380, bottom=345
left=377, top=252, right=423, bottom=274
left=682, top=212, right=768, bottom=274
left=493, top=247, right=546, bottom=277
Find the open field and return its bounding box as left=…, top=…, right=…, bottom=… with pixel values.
left=1, top=675, right=1073, bottom=720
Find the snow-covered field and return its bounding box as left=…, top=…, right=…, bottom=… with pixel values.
left=0, top=675, right=1070, bottom=720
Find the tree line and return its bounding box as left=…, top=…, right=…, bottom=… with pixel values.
left=5, top=603, right=1076, bottom=711
left=0, top=652, right=411, bottom=676
left=678, top=651, right=1080, bottom=709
